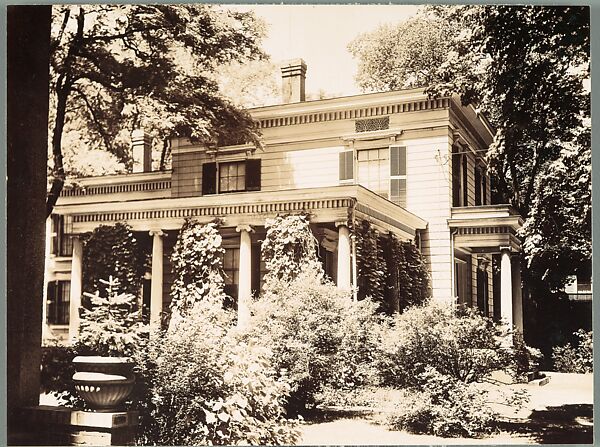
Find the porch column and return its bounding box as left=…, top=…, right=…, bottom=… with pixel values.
left=512, top=255, right=524, bottom=333
left=236, top=225, right=253, bottom=328
left=68, top=237, right=83, bottom=341
left=149, top=230, right=164, bottom=329
left=499, top=246, right=513, bottom=330
left=336, top=221, right=351, bottom=289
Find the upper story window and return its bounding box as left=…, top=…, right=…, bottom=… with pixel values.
left=50, top=214, right=73, bottom=257
left=342, top=145, right=407, bottom=206
left=474, top=166, right=488, bottom=206
left=202, top=159, right=261, bottom=195
left=452, top=147, right=469, bottom=207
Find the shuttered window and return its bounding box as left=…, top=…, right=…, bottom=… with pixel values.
left=47, top=281, right=70, bottom=325
left=482, top=174, right=487, bottom=205
left=475, top=167, right=482, bottom=206
left=339, top=150, right=354, bottom=181
left=390, top=146, right=407, bottom=207
left=202, top=159, right=261, bottom=195
left=50, top=214, right=73, bottom=256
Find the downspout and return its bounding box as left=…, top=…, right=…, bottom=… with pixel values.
left=451, top=228, right=458, bottom=303
left=350, top=198, right=358, bottom=302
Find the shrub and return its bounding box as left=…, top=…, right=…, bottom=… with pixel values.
left=170, top=219, right=228, bottom=319
left=133, top=297, right=301, bottom=446
left=78, top=276, right=148, bottom=357
left=245, top=270, right=384, bottom=414
left=552, top=329, right=593, bottom=373
left=40, top=344, right=83, bottom=407
left=82, top=222, right=146, bottom=297
left=385, top=368, right=497, bottom=438
left=511, top=331, right=543, bottom=382
left=261, top=214, right=324, bottom=286
left=377, top=301, right=511, bottom=387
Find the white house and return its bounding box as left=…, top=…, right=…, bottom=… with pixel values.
left=44, top=59, right=524, bottom=342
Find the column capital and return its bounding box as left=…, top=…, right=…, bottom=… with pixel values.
left=149, top=229, right=165, bottom=237
left=335, top=219, right=348, bottom=228
left=499, top=245, right=512, bottom=253
left=236, top=224, right=254, bottom=233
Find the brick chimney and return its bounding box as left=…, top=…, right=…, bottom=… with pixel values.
left=280, top=58, right=307, bottom=103
left=131, top=128, right=152, bottom=173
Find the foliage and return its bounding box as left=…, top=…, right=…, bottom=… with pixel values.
left=245, top=270, right=384, bottom=414
left=170, top=219, right=228, bottom=319
left=81, top=222, right=146, bottom=297
left=511, top=331, right=543, bottom=382
left=78, top=276, right=148, bottom=357
left=377, top=301, right=511, bottom=387
left=355, top=220, right=430, bottom=313
left=40, top=344, right=82, bottom=407
left=48, top=4, right=266, bottom=214
left=385, top=368, right=497, bottom=438
left=218, top=59, right=281, bottom=108
left=133, top=297, right=301, bottom=446
left=348, top=14, right=454, bottom=92
left=261, top=215, right=324, bottom=287
left=552, top=329, right=593, bottom=373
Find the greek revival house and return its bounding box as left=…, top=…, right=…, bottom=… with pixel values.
left=44, top=59, right=524, bottom=342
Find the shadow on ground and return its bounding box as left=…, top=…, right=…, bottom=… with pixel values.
left=499, top=404, right=593, bottom=444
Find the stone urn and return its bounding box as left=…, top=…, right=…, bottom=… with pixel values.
left=72, top=356, right=135, bottom=411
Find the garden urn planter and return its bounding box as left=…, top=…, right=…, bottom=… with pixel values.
left=72, top=356, right=135, bottom=411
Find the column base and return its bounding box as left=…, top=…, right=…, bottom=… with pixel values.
left=16, top=406, right=139, bottom=446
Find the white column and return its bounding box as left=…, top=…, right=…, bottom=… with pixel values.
left=500, top=246, right=514, bottom=330
left=512, top=255, right=524, bottom=333
left=69, top=237, right=83, bottom=341
left=149, top=230, right=165, bottom=329
left=336, top=221, right=351, bottom=289
left=236, top=225, right=253, bottom=328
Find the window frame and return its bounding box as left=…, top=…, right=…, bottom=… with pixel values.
left=46, top=280, right=70, bottom=325
left=202, top=158, right=261, bottom=195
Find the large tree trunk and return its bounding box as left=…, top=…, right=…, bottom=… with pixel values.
left=7, top=5, right=51, bottom=441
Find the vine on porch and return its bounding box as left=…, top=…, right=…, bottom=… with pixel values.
left=355, top=219, right=430, bottom=313
left=170, top=218, right=227, bottom=319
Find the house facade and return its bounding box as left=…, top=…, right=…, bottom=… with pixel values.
left=44, top=59, right=524, bottom=343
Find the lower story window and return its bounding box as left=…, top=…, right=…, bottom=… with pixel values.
left=47, top=280, right=70, bottom=325
left=223, top=247, right=240, bottom=300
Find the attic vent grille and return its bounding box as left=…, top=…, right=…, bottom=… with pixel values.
left=355, top=116, right=390, bottom=133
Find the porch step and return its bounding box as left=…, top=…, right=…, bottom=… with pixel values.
left=528, top=375, right=550, bottom=386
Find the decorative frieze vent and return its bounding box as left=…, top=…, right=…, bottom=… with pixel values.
left=258, top=97, right=451, bottom=129
left=355, top=116, right=390, bottom=133
left=60, top=180, right=171, bottom=197
left=456, top=226, right=514, bottom=235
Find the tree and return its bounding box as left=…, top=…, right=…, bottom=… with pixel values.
left=48, top=4, right=266, bottom=216
left=348, top=14, right=455, bottom=92
left=349, top=6, right=591, bottom=292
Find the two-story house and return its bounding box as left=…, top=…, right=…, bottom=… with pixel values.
left=44, top=59, right=524, bottom=343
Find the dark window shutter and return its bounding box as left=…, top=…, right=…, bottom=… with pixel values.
left=339, top=151, right=353, bottom=181
left=46, top=282, right=56, bottom=324
left=482, top=174, right=487, bottom=205
left=390, top=146, right=406, bottom=176
left=202, top=162, right=217, bottom=195
left=245, top=159, right=261, bottom=191
left=462, top=155, right=468, bottom=206
left=452, top=152, right=461, bottom=207
left=475, top=167, right=482, bottom=206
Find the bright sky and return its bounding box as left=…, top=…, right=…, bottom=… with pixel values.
left=231, top=5, right=422, bottom=97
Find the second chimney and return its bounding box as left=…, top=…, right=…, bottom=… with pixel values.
left=131, top=128, right=152, bottom=173
left=280, top=58, right=307, bottom=103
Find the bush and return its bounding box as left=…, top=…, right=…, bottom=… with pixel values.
left=133, top=297, right=300, bottom=446
left=40, top=344, right=83, bottom=407
left=511, top=331, right=543, bottom=382
left=552, top=329, right=593, bottom=373
left=377, top=301, right=511, bottom=387
left=385, top=368, right=497, bottom=438
left=245, top=270, right=385, bottom=414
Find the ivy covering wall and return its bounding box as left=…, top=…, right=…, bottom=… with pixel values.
left=355, top=219, right=430, bottom=313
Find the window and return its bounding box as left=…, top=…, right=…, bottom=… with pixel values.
left=50, top=214, right=73, bottom=256
left=452, top=147, right=469, bottom=207
left=339, top=150, right=354, bottom=181
left=202, top=159, right=261, bottom=195
left=357, top=148, right=389, bottom=198
left=223, top=247, right=240, bottom=300
left=475, top=167, right=482, bottom=206
left=47, top=280, right=70, bottom=325
left=390, top=146, right=407, bottom=207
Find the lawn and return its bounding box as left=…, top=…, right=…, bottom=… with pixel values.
left=300, top=372, right=593, bottom=445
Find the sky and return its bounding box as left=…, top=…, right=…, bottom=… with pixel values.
left=231, top=5, right=422, bottom=97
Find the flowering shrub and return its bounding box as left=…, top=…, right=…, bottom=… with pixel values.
left=552, top=329, right=593, bottom=373
left=245, top=270, right=384, bottom=414
left=261, top=214, right=324, bottom=286
left=134, top=297, right=300, bottom=445
left=511, top=331, right=543, bottom=382
left=378, top=301, right=511, bottom=387
left=385, top=368, right=497, bottom=437
left=170, top=219, right=228, bottom=318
